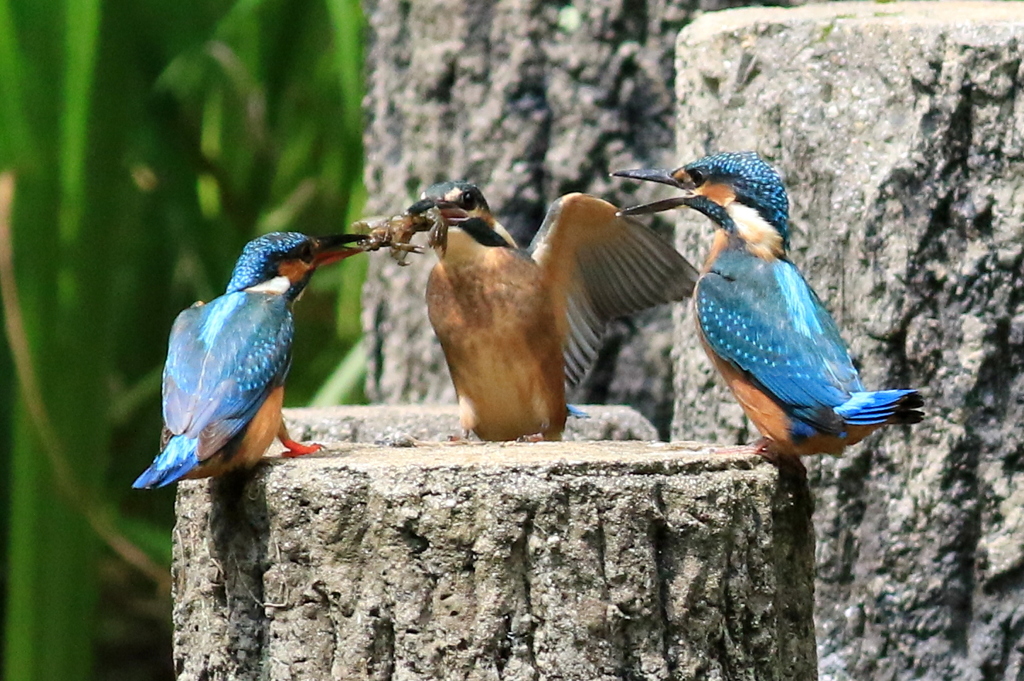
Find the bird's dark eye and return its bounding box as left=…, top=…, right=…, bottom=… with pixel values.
left=460, top=191, right=476, bottom=208
left=297, top=241, right=314, bottom=262
left=688, top=170, right=704, bottom=185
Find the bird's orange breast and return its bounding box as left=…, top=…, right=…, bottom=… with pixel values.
left=185, top=386, right=284, bottom=479
left=427, top=249, right=567, bottom=440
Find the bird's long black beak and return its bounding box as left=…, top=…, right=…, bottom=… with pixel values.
left=406, top=198, right=470, bottom=223
left=612, top=168, right=687, bottom=188
left=406, top=197, right=437, bottom=215
left=311, top=233, right=369, bottom=267
left=612, top=167, right=696, bottom=216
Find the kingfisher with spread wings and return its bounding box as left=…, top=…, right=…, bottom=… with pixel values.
left=406, top=181, right=698, bottom=441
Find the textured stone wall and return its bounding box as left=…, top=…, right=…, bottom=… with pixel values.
left=172, top=442, right=816, bottom=680
left=359, top=0, right=800, bottom=437
left=666, top=5, right=1024, bottom=679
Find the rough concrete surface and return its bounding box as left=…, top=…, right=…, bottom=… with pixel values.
left=172, top=442, right=815, bottom=680
left=669, top=4, right=1024, bottom=679
left=283, top=404, right=659, bottom=445
left=358, top=0, right=803, bottom=438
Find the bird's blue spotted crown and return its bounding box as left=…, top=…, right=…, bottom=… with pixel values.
left=226, top=232, right=311, bottom=294
left=686, top=152, right=791, bottom=248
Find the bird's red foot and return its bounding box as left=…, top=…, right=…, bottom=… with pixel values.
left=713, top=438, right=805, bottom=477
left=281, top=437, right=322, bottom=458
left=713, top=441, right=763, bottom=455
left=749, top=437, right=806, bottom=479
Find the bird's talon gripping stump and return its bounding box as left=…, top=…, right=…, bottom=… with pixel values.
left=279, top=439, right=322, bottom=458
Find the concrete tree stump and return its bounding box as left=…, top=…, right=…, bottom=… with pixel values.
left=172, top=442, right=815, bottom=680
left=667, top=4, right=1024, bottom=679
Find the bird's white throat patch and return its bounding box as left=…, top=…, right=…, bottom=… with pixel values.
left=726, top=202, right=784, bottom=259
left=245, top=275, right=291, bottom=295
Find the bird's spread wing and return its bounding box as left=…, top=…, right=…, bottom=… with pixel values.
left=530, top=193, right=699, bottom=388
left=696, top=252, right=862, bottom=434
left=162, top=292, right=294, bottom=460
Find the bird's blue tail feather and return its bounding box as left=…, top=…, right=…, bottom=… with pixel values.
left=567, top=404, right=589, bottom=419
left=835, top=390, right=921, bottom=426
left=132, top=435, right=200, bottom=489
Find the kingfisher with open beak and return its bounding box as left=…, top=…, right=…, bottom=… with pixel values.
left=406, top=181, right=699, bottom=441
left=613, top=152, right=923, bottom=466
left=132, top=231, right=367, bottom=489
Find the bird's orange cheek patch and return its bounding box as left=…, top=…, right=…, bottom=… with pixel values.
left=278, top=259, right=312, bottom=284
left=697, top=182, right=736, bottom=207
left=696, top=182, right=737, bottom=205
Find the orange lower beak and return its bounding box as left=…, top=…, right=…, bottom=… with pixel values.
left=311, top=234, right=368, bottom=267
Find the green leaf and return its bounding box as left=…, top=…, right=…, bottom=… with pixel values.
left=0, top=0, right=30, bottom=164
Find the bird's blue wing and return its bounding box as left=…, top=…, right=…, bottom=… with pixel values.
left=696, top=252, right=863, bottom=434
left=162, top=292, right=294, bottom=461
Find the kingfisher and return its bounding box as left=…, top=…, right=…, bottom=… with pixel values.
left=132, top=231, right=367, bottom=489
left=613, top=152, right=923, bottom=466
left=405, top=181, right=699, bottom=441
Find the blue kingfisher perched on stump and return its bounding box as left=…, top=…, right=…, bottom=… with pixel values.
left=133, top=231, right=367, bottom=489
left=615, top=152, right=923, bottom=470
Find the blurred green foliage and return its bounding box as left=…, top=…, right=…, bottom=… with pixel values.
left=0, top=0, right=367, bottom=678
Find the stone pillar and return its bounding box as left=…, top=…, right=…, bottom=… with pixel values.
left=358, top=0, right=800, bottom=437
left=172, top=441, right=816, bottom=680
left=668, top=4, right=1024, bottom=679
